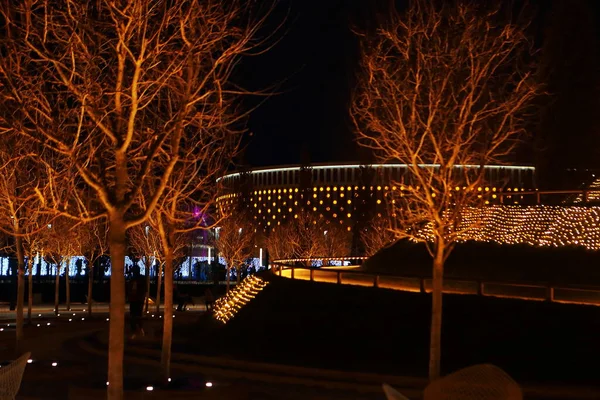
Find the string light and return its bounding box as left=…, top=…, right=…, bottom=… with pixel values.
left=214, top=275, right=268, bottom=324
left=414, top=206, right=600, bottom=250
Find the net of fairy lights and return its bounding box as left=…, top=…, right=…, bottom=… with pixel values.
left=214, top=275, right=268, bottom=324
left=412, top=205, right=600, bottom=250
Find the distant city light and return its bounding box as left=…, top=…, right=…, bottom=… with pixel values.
left=205, top=382, right=213, bottom=388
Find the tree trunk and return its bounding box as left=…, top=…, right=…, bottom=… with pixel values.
left=27, top=256, right=33, bottom=325
left=144, top=257, right=151, bottom=313
left=65, top=258, right=71, bottom=311
left=226, top=265, right=231, bottom=292
left=428, top=242, right=445, bottom=381
left=161, top=248, right=174, bottom=382
left=54, top=260, right=60, bottom=315
left=87, top=262, right=94, bottom=318
left=156, top=262, right=163, bottom=314
left=15, top=235, right=25, bottom=352
left=107, top=215, right=127, bottom=400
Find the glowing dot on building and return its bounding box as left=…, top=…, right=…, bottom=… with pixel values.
left=146, top=386, right=154, bottom=391
left=206, top=382, right=213, bottom=388
left=52, top=362, right=58, bottom=367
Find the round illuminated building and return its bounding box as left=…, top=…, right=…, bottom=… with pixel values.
left=216, top=163, right=536, bottom=232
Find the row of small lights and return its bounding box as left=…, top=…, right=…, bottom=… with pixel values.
left=219, top=186, right=532, bottom=228
left=415, top=205, right=600, bottom=250
left=272, top=256, right=369, bottom=264
left=213, top=275, right=268, bottom=323
left=2, top=311, right=198, bottom=393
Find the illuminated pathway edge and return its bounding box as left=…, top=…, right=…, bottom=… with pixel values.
left=213, top=275, right=269, bottom=323
left=272, top=259, right=600, bottom=307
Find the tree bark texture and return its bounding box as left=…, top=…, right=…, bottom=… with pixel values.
left=156, top=263, right=163, bottom=314
left=27, top=256, right=33, bottom=324
left=54, top=260, right=60, bottom=315
left=428, top=242, right=445, bottom=381
left=107, top=215, right=127, bottom=400
left=226, top=266, right=231, bottom=292
left=144, top=257, right=151, bottom=313
left=161, top=248, right=174, bottom=382
left=65, top=258, right=71, bottom=311
left=15, top=235, right=25, bottom=353
left=88, top=264, right=94, bottom=317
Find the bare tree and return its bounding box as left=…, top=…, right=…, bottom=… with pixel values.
left=351, top=0, right=541, bottom=379
left=0, top=143, right=46, bottom=351
left=22, top=210, right=53, bottom=325
left=129, top=224, right=161, bottom=313
left=266, top=222, right=301, bottom=262
left=44, top=218, right=85, bottom=314
left=215, top=214, right=255, bottom=291
left=79, top=220, right=108, bottom=317
left=322, top=224, right=352, bottom=260
left=361, top=217, right=396, bottom=257
left=294, top=212, right=327, bottom=260
left=0, top=1, right=275, bottom=397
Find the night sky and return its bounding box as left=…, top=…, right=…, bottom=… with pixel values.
left=234, top=0, right=600, bottom=188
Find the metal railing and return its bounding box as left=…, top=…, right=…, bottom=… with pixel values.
left=271, top=260, right=600, bottom=307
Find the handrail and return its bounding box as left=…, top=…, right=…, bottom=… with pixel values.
left=270, top=261, right=600, bottom=306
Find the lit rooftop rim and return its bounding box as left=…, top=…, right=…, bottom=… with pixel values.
left=216, top=163, right=535, bottom=182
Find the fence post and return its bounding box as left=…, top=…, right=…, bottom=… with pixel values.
left=420, top=278, right=426, bottom=293
left=278, top=267, right=282, bottom=277
left=584, top=190, right=589, bottom=203
left=547, top=286, right=554, bottom=302
left=478, top=281, right=484, bottom=296
left=291, top=267, right=294, bottom=279
left=310, top=269, right=314, bottom=282
left=337, top=272, right=342, bottom=285
left=374, top=275, right=380, bottom=288
left=536, top=191, right=541, bottom=205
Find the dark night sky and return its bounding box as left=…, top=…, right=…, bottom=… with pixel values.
left=233, top=0, right=600, bottom=187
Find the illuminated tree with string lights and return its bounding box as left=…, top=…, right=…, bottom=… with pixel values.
left=352, top=0, right=542, bottom=380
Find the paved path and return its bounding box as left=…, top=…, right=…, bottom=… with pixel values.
left=0, top=302, right=207, bottom=320
left=2, top=308, right=599, bottom=399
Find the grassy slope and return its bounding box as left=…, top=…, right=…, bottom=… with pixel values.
left=177, top=275, right=600, bottom=386
left=362, top=240, right=600, bottom=285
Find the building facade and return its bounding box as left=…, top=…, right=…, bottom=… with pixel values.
left=216, top=163, right=536, bottom=233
